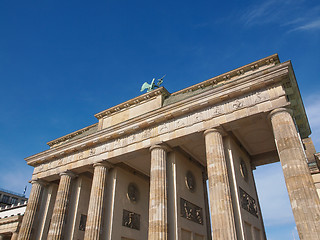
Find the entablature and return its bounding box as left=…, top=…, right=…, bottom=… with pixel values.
left=26, top=59, right=292, bottom=168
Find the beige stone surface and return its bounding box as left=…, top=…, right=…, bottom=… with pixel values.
left=270, top=108, right=320, bottom=240
left=47, top=171, right=75, bottom=240
left=35, top=183, right=58, bottom=240
left=167, top=150, right=210, bottom=240
left=224, top=136, right=266, bottom=240
left=302, top=137, right=316, bottom=163
left=84, top=162, right=110, bottom=240
left=18, top=180, right=45, bottom=240
left=20, top=55, right=320, bottom=240
left=105, top=166, right=149, bottom=240
left=27, top=60, right=292, bottom=178
left=0, top=216, right=22, bottom=235
left=11, top=232, right=18, bottom=240
left=148, top=145, right=168, bottom=240
left=204, top=129, right=237, bottom=239
left=99, top=94, right=165, bottom=130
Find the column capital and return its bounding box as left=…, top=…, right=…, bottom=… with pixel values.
left=204, top=127, right=225, bottom=136
left=150, top=144, right=170, bottom=152
left=268, top=107, right=293, bottom=120
left=93, top=161, right=113, bottom=169
left=59, top=170, right=76, bottom=178
left=29, top=178, right=47, bottom=186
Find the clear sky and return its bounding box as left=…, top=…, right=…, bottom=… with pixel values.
left=0, top=1, right=319, bottom=239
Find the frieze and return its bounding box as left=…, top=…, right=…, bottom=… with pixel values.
left=89, top=148, right=96, bottom=156
left=175, top=119, right=186, bottom=128
left=232, top=99, right=245, bottom=110
left=239, top=187, right=258, bottom=217
left=102, top=144, right=110, bottom=152
left=127, top=135, right=136, bottom=144
left=122, top=209, right=140, bottom=230
left=194, top=112, right=203, bottom=122
left=114, top=139, right=122, bottom=148
left=142, top=128, right=152, bottom=138
left=180, top=198, right=203, bottom=224
left=32, top=89, right=272, bottom=175
left=78, top=152, right=84, bottom=160
left=159, top=123, right=169, bottom=133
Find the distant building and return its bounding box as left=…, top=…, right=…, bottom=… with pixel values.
left=0, top=189, right=28, bottom=240
left=0, top=188, right=27, bottom=209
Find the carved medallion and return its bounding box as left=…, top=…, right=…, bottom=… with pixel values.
left=185, top=171, right=196, bottom=192
left=127, top=183, right=139, bottom=203
left=122, top=209, right=140, bottom=230
left=239, top=158, right=248, bottom=181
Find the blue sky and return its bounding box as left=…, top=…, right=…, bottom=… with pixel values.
left=0, top=1, right=319, bottom=239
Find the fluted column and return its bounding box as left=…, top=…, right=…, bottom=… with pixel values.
left=11, top=232, right=18, bottom=240
left=84, top=162, right=111, bottom=240
left=47, top=171, right=75, bottom=240
left=148, top=145, right=168, bottom=240
left=18, top=179, right=45, bottom=240
left=269, top=108, right=320, bottom=240
left=204, top=128, right=237, bottom=240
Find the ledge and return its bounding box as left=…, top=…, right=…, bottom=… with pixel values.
left=47, top=123, right=98, bottom=148
left=170, top=54, right=279, bottom=96
left=94, top=87, right=170, bottom=119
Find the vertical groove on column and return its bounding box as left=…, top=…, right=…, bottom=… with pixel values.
left=148, top=145, right=167, bottom=240
left=84, top=163, right=108, bottom=240
left=270, top=108, right=320, bottom=240
left=47, top=171, right=74, bottom=240
left=204, top=129, right=237, bottom=240
left=11, top=232, right=19, bottom=240
left=18, top=180, right=44, bottom=240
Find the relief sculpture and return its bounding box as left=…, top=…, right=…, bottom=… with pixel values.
left=122, top=209, right=140, bottom=230
left=239, top=187, right=258, bottom=217
left=180, top=198, right=203, bottom=225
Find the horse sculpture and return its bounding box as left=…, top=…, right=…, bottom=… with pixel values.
left=140, top=75, right=166, bottom=92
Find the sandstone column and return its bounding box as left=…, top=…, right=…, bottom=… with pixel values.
left=204, top=128, right=237, bottom=240
left=0, top=234, right=4, bottom=240
left=148, top=145, right=168, bottom=240
left=18, top=179, right=45, bottom=240
left=47, top=170, right=75, bottom=240
left=11, top=232, right=18, bottom=240
left=84, top=162, right=111, bottom=240
left=269, top=108, right=320, bottom=240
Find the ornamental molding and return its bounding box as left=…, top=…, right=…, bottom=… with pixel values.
left=31, top=86, right=287, bottom=177
left=47, top=55, right=280, bottom=148
left=171, top=54, right=279, bottom=96
left=94, top=87, right=170, bottom=119
left=47, top=123, right=98, bottom=147
left=26, top=61, right=290, bottom=168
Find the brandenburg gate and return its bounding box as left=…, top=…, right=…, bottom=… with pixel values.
left=16, top=54, right=320, bottom=239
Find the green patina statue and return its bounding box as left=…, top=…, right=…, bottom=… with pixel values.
left=140, top=75, right=166, bottom=92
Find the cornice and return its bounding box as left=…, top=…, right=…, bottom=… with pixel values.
left=47, top=87, right=170, bottom=148
left=283, top=62, right=311, bottom=138
left=171, top=54, right=279, bottom=96
left=47, top=123, right=98, bottom=147
left=45, top=54, right=280, bottom=149
left=94, top=87, right=170, bottom=119
left=0, top=214, right=23, bottom=223
left=25, top=61, right=290, bottom=167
